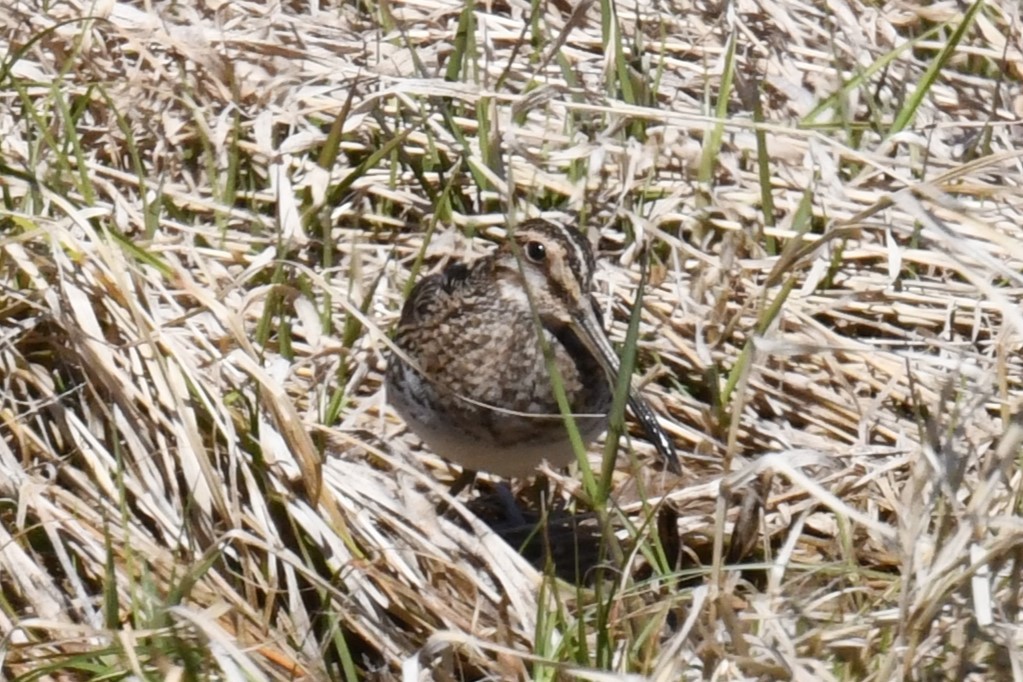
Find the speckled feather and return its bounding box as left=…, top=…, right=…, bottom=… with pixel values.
left=386, top=219, right=678, bottom=479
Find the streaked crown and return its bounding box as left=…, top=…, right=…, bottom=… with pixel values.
left=492, top=219, right=597, bottom=323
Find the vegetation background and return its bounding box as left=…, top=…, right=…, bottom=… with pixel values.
left=2, top=0, right=1022, bottom=679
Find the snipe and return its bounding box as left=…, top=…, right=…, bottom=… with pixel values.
left=386, top=219, right=681, bottom=479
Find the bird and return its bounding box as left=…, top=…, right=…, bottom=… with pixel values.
left=385, top=218, right=681, bottom=481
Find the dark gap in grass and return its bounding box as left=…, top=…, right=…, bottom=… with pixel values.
left=737, top=74, right=777, bottom=255
left=253, top=261, right=291, bottom=351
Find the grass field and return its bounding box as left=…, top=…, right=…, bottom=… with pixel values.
left=2, top=0, right=1023, bottom=679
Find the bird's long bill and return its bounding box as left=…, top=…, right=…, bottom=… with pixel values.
left=572, top=302, right=682, bottom=475
left=572, top=301, right=628, bottom=388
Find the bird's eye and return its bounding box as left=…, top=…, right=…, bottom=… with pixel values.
left=525, top=241, right=546, bottom=263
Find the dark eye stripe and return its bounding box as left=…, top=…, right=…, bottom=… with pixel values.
left=516, top=219, right=595, bottom=289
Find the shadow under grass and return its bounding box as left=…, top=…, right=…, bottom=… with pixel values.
left=459, top=480, right=769, bottom=588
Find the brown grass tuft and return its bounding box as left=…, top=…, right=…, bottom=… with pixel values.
left=2, top=0, right=1022, bottom=679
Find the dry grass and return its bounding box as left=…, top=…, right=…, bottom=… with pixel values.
left=2, top=0, right=1023, bottom=679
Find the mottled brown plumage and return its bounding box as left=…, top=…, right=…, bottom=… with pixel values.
left=386, top=219, right=681, bottom=479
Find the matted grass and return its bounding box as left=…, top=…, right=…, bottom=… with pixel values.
left=2, top=0, right=1022, bottom=679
